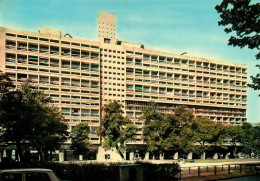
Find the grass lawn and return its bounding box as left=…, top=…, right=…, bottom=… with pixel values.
left=186, top=158, right=260, bottom=163
left=181, top=170, right=256, bottom=181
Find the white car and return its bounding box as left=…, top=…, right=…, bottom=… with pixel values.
left=0, top=168, right=61, bottom=181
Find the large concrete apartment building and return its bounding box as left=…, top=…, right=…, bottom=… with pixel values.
left=0, top=12, right=247, bottom=160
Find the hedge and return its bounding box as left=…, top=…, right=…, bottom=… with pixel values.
left=0, top=162, right=180, bottom=181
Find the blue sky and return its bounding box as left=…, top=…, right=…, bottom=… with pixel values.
left=0, top=0, right=259, bottom=123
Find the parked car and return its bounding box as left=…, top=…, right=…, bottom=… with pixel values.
left=0, top=168, right=61, bottom=181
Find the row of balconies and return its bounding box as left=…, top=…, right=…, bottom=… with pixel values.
left=130, top=54, right=245, bottom=70
left=133, top=73, right=246, bottom=83
left=62, top=113, right=100, bottom=117
left=6, top=66, right=101, bottom=80
left=6, top=59, right=100, bottom=73
left=132, top=76, right=246, bottom=85
left=126, top=89, right=246, bottom=102
left=195, top=111, right=246, bottom=117
left=6, top=40, right=99, bottom=54
left=126, top=83, right=246, bottom=96
left=126, top=78, right=247, bottom=90
left=125, top=95, right=246, bottom=107
left=6, top=43, right=100, bottom=60
left=6, top=54, right=100, bottom=68
left=127, top=65, right=247, bottom=75
left=127, top=72, right=246, bottom=82
left=126, top=59, right=246, bottom=75
left=28, top=80, right=99, bottom=88
left=5, top=34, right=99, bottom=50
left=125, top=103, right=246, bottom=112
left=125, top=108, right=246, bottom=118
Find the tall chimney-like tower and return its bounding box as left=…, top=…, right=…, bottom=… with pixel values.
left=98, top=11, right=116, bottom=44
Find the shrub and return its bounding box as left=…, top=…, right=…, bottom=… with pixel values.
left=140, top=162, right=180, bottom=181
left=0, top=161, right=180, bottom=181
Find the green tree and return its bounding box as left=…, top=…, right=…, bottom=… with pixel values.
left=141, top=102, right=166, bottom=158
left=142, top=104, right=196, bottom=159
left=241, top=123, right=260, bottom=156
left=0, top=81, right=68, bottom=162
left=97, top=101, right=137, bottom=158
left=191, top=117, right=224, bottom=156
left=30, top=105, right=68, bottom=162
left=162, top=106, right=195, bottom=157
left=70, top=123, right=90, bottom=156
left=0, top=73, right=14, bottom=93
left=224, top=125, right=243, bottom=158
left=215, top=0, right=260, bottom=94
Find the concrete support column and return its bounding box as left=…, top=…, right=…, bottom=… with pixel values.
left=11, top=150, right=16, bottom=160
left=3, top=150, right=7, bottom=158
left=187, top=152, right=193, bottom=160
left=225, top=152, right=230, bottom=159
left=16, top=151, right=20, bottom=162
left=159, top=152, right=164, bottom=160
left=59, top=150, right=64, bottom=162
left=129, top=152, right=134, bottom=160
left=213, top=153, right=219, bottom=159
left=0, top=150, right=2, bottom=162
left=79, top=155, right=83, bottom=161
left=145, top=152, right=149, bottom=160
left=201, top=152, right=206, bottom=159
left=173, top=152, right=178, bottom=160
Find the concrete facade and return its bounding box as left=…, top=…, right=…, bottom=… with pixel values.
left=0, top=12, right=247, bottom=161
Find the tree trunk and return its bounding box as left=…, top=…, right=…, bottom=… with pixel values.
left=39, top=151, right=44, bottom=162
left=43, top=150, right=49, bottom=162
left=234, top=146, right=237, bottom=158
left=50, top=150, right=53, bottom=160
left=16, top=141, right=24, bottom=162
left=116, top=144, right=125, bottom=159
left=36, top=147, right=44, bottom=162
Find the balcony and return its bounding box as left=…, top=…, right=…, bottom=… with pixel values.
left=29, top=79, right=38, bottom=83
left=40, top=48, right=49, bottom=54
left=61, top=51, right=70, bottom=56
left=91, top=85, right=99, bottom=88
left=71, top=65, right=80, bottom=70
left=61, top=82, right=70, bottom=86
left=71, top=83, right=80, bottom=87
left=17, top=45, right=27, bottom=51
left=6, top=57, right=16, bottom=63
left=39, top=80, right=49, bottom=84
left=50, top=81, right=59, bottom=85
left=6, top=43, right=16, bottom=49
left=17, top=59, right=26, bottom=64
left=91, top=55, right=99, bottom=60
left=61, top=64, right=70, bottom=69
left=50, top=50, right=59, bottom=55
left=50, top=63, right=59, bottom=67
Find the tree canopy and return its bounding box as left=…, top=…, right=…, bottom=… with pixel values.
left=97, top=101, right=137, bottom=158
left=0, top=77, right=68, bottom=162
left=215, top=0, right=260, bottom=95
left=141, top=102, right=260, bottom=159
left=142, top=103, right=197, bottom=157
left=0, top=73, right=14, bottom=93
left=241, top=123, right=260, bottom=156
left=70, top=123, right=90, bottom=156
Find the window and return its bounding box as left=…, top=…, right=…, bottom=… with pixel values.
left=26, top=172, right=51, bottom=181
left=197, top=91, right=202, bottom=97
left=105, top=154, right=110, bottom=160
left=104, top=38, right=110, bottom=43
left=0, top=172, right=22, bottom=181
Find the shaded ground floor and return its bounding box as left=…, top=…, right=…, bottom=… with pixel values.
left=0, top=144, right=254, bottom=163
